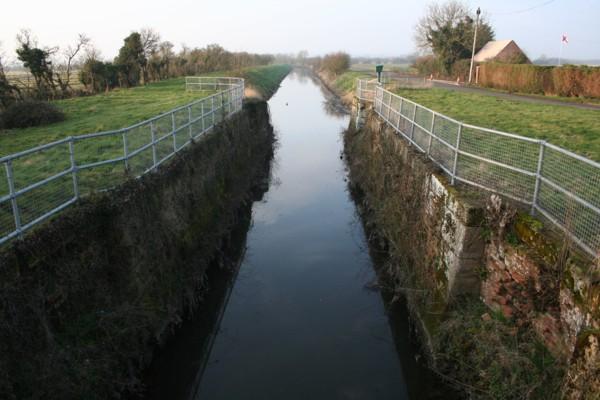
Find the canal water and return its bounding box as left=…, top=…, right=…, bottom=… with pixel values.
left=144, top=70, right=450, bottom=399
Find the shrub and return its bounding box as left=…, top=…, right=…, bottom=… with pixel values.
left=320, top=52, right=351, bottom=76
left=0, top=100, right=65, bottom=129
left=413, top=56, right=471, bottom=82
left=478, top=63, right=600, bottom=98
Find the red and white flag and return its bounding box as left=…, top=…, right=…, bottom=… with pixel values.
left=562, top=34, right=569, bottom=44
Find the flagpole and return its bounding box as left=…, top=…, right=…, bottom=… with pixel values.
left=558, top=39, right=563, bottom=66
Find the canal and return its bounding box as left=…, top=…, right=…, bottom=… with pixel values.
left=144, top=69, right=449, bottom=399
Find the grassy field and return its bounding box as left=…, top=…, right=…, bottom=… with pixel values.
left=351, top=63, right=413, bottom=72
left=395, top=88, right=600, bottom=161
left=0, top=64, right=291, bottom=239
left=329, top=71, right=372, bottom=94
left=6, top=70, right=83, bottom=90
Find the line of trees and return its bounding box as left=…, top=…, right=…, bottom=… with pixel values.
left=292, top=51, right=350, bottom=76
left=0, top=28, right=275, bottom=109
left=79, top=29, right=274, bottom=94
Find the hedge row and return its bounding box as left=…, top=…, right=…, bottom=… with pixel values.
left=478, top=63, right=600, bottom=98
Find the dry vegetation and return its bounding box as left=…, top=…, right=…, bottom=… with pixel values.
left=478, top=63, right=600, bottom=99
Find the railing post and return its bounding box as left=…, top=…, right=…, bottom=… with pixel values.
left=385, top=92, right=392, bottom=121
left=5, top=161, right=22, bottom=237
left=409, top=104, right=418, bottom=144
left=531, top=140, right=546, bottom=215
left=211, top=96, right=215, bottom=128
left=122, top=130, right=129, bottom=172
left=150, top=122, right=158, bottom=168
left=201, top=102, right=205, bottom=134
left=451, top=123, right=463, bottom=185
left=221, top=91, right=226, bottom=122
left=68, top=137, right=79, bottom=199
left=171, top=112, right=177, bottom=152
left=188, top=106, right=193, bottom=139
left=427, top=112, right=436, bottom=156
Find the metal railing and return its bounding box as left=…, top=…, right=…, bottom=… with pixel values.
left=185, top=76, right=244, bottom=91
left=356, top=79, right=600, bottom=259
left=0, top=77, right=244, bottom=245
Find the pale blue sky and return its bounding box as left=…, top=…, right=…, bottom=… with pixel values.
left=1, top=0, right=599, bottom=62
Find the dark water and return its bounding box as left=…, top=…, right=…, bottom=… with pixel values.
left=144, top=70, right=451, bottom=400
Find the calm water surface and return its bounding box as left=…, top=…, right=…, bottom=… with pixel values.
left=145, top=70, right=449, bottom=400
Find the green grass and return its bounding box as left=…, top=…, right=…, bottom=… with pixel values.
left=1, top=77, right=210, bottom=156
left=395, top=88, right=600, bottom=161
left=350, top=63, right=412, bottom=72
left=331, top=71, right=372, bottom=94
left=238, top=64, right=292, bottom=98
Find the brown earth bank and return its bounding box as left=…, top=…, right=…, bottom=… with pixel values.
left=344, top=109, right=600, bottom=399
left=315, top=70, right=355, bottom=109
left=0, top=100, right=275, bottom=400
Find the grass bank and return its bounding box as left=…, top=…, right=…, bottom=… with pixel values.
left=239, top=64, right=291, bottom=99
left=395, top=88, right=600, bottom=161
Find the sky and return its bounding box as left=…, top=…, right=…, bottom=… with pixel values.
left=1, top=0, right=599, bottom=63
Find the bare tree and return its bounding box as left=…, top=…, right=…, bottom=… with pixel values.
left=55, top=34, right=90, bottom=94
left=140, top=28, right=160, bottom=83
left=415, top=1, right=470, bottom=52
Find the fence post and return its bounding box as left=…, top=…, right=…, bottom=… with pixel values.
left=531, top=141, right=546, bottom=215
left=171, top=112, right=177, bottom=152
left=122, top=130, right=129, bottom=172
left=68, top=137, right=79, bottom=199
left=409, top=104, right=418, bottom=144
left=5, top=161, right=22, bottom=237
left=188, top=106, right=193, bottom=140
left=201, top=102, right=205, bottom=134
left=150, top=122, right=158, bottom=168
left=451, top=124, right=462, bottom=185
left=427, top=112, right=436, bottom=156
left=221, top=91, right=226, bottom=122
left=211, top=96, right=215, bottom=128
left=385, top=92, right=392, bottom=121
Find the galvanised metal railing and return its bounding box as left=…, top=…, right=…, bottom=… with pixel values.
left=356, top=79, right=600, bottom=259
left=0, top=77, right=244, bottom=245
left=186, top=76, right=244, bottom=91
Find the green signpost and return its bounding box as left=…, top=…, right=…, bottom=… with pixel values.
left=376, top=64, right=384, bottom=83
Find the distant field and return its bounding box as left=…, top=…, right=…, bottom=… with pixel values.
left=6, top=70, right=83, bottom=89
left=351, top=63, right=412, bottom=72
left=395, top=88, right=600, bottom=161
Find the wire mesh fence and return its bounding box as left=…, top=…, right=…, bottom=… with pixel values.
left=0, top=77, right=244, bottom=245
left=356, top=79, right=600, bottom=259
